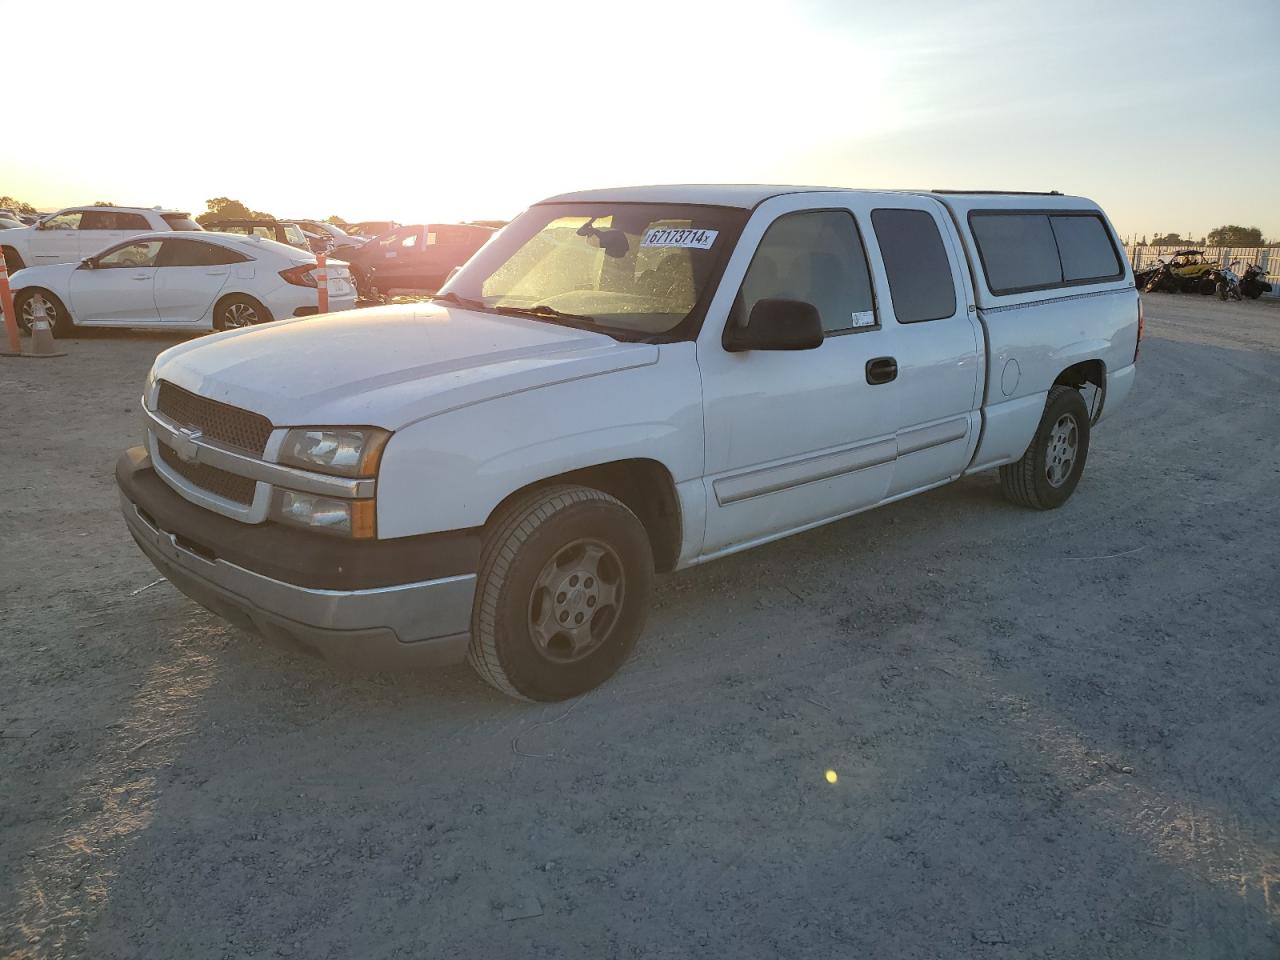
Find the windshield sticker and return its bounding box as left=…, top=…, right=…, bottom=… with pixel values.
left=851, top=311, right=876, bottom=327
left=641, top=227, right=718, bottom=250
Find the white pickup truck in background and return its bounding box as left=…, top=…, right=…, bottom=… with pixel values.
left=117, top=185, right=1139, bottom=701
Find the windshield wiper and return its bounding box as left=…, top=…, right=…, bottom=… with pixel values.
left=429, top=291, right=487, bottom=310
left=493, top=304, right=598, bottom=325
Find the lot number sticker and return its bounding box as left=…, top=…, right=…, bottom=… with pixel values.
left=641, top=228, right=718, bottom=250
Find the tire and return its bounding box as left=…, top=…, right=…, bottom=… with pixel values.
left=15, top=288, right=72, bottom=337
left=213, top=294, right=272, bottom=331
left=468, top=484, right=654, bottom=702
left=350, top=266, right=373, bottom=301
left=999, top=385, right=1091, bottom=510
left=1, top=246, right=23, bottom=274
left=1215, top=282, right=1227, bottom=301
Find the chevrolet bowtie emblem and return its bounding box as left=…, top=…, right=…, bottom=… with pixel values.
left=173, top=427, right=203, bottom=464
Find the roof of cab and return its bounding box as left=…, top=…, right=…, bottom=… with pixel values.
left=541, top=184, right=1097, bottom=211
left=541, top=185, right=846, bottom=208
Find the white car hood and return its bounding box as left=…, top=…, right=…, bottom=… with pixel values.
left=152, top=303, right=659, bottom=429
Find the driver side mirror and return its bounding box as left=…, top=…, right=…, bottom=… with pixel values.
left=724, top=298, right=824, bottom=352
left=79, top=256, right=96, bottom=269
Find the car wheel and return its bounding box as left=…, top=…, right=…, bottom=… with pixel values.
left=1, top=246, right=24, bottom=274
left=468, top=484, right=654, bottom=702
left=213, top=294, right=272, bottom=331
left=999, top=385, right=1091, bottom=510
left=16, top=288, right=72, bottom=337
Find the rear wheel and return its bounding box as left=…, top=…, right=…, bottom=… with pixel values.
left=468, top=484, right=653, bottom=701
left=16, top=288, right=72, bottom=336
left=213, top=294, right=272, bottom=330
left=999, top=385, right=1091, bottom=510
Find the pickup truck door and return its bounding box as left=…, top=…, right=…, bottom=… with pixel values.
left=29, top=211, right=84, bottom=264
left=863, top=200, right=982, bottom=497
left=697, top=196, right=903, bottom=556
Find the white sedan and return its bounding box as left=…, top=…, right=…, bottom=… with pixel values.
left=9, top=232, right=356, bottom=335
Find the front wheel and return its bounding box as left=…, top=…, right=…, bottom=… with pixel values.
left=468, top=484, right=654, bottom=701
left=213, top=294, right=272, bottom=330
left=1215, top=282, right=1228, bottom=301
left=15, top=288, right=72, bottom=336
left=999, top=385, right=1091, bottom=510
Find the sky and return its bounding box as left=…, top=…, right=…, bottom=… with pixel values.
left=3, top=0, right=1277, bottom=241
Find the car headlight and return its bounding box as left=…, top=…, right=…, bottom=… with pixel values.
left=278, top=427, right=390, bottom=478
left=142, top=365, right=158, bottom=409
left=270, top=490, right=376, bottom=538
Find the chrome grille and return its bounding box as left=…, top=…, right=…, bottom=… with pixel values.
left=156, top=381, right=273, bottom=455
left=156, top=442, right=257, bottom=506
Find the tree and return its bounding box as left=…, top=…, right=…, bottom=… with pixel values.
left=0, top=196, right=37, bottom=215
left=93, top=200, right=117, bottom=207
left=325, top=215, right=348, bottom=226
left=1207, top=224, right=1264, bottom=247
left=197, top=197, right=275, bottom=226
left=1152, top=233, right=1184, bottom=245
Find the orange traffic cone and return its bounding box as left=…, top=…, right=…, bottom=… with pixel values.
left=10, top=299, right=67, bottom=359
left=27, top=311, right=66, bottom=358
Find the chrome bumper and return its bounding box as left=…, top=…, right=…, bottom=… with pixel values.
left=120, top=492, right=476, bottom=669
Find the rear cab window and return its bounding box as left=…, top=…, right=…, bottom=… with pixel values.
left=969, top=210, right=1123, bottom=294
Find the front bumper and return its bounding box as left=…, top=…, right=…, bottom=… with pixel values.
left=117, top=447, right=477, bottom=669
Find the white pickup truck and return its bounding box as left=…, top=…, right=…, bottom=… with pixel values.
left=117, top=185, right=1140, bottom=701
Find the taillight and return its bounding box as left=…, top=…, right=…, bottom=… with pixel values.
left=1134, top=296, right=1144, bottom=361
left=280, top=264, right=317, bottom=288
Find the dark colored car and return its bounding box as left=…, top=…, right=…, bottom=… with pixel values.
left=207, top=220, right=313, bottom=251
left=345, top=223, right=495, bottom=298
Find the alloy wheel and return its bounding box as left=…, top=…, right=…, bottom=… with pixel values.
left=21, top=293, right=56, bottom=330
left=1045, top=413, right=1079, bottom=488
left=223, top=302, right=259, bottom=328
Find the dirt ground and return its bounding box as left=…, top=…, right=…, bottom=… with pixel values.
left=2, top=294, right=1278, bottom=959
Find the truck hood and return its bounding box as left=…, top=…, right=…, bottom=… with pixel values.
left=152, top=303, right=658, bottom=429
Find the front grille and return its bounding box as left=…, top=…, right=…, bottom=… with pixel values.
left=156, top=381, right=273, bottom=455
left=156, top=441, right=257, bottom=506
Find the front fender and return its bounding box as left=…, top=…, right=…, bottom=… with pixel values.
left=374, top=343, right=704, bottom=538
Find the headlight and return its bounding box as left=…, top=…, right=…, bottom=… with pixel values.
left=271, top=489, right=376, bottom=538
left=278, top=427, right=390, bottom=477
left=142, top=365, right=158, bottom=409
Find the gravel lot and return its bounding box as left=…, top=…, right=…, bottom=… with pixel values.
left=2, top=294, right=1278, bottom=959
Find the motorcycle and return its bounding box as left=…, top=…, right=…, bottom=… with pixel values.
left=1240, top=263, right=1273, bottom=300
left=1206, top=260, right=1243, bottom=301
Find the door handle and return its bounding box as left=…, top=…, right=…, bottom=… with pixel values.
left=132, top=275, right=150, bottom=281
left=866, top=356, right=898, bottom=385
